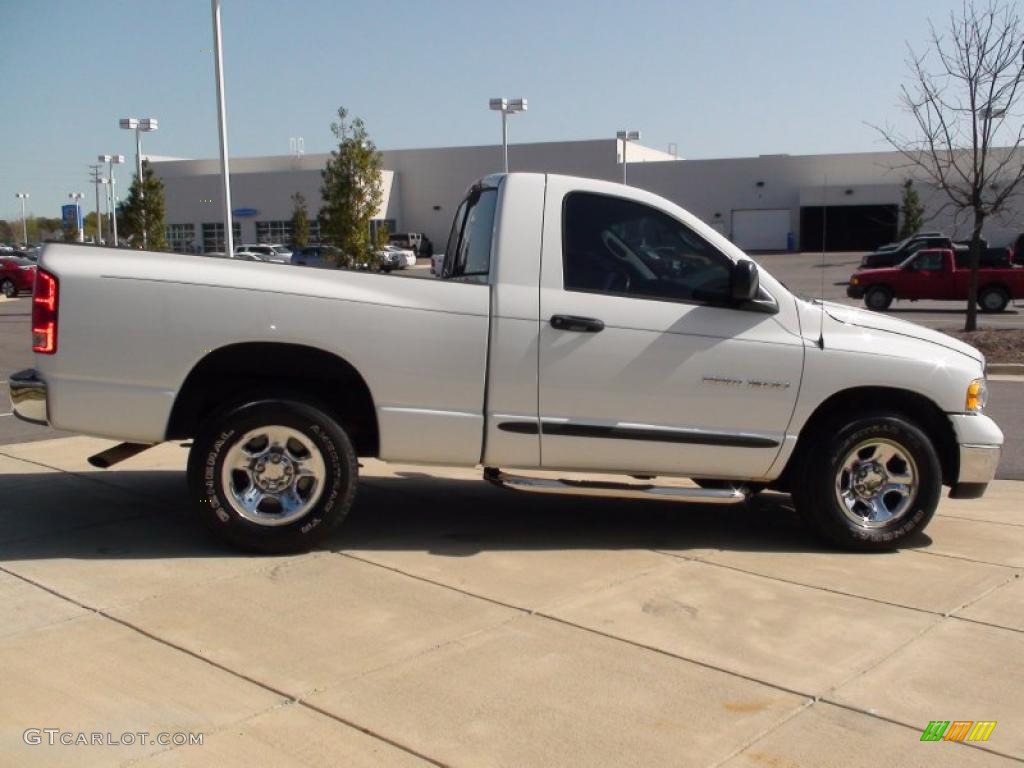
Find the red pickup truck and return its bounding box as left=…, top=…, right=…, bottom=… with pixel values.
left=847, top=248, right=1024, bottom=312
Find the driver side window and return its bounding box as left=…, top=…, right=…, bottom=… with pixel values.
left=561, top=192, right=733, bottom=304
left=915, top=251, right=944, bottom=271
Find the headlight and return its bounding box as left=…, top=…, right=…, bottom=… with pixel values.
left=966, top=378, right=988, bottom=412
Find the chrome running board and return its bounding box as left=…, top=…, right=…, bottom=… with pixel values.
left=483, top=468, right=746, bottom=504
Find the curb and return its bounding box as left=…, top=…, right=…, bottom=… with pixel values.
left=987, top=363, right=1024, bottom=375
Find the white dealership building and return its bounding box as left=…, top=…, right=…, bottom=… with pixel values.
left=152, top=139, right=1023, bottom=255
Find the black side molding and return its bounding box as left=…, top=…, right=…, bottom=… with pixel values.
left=497, top=420, right=778, bottom=448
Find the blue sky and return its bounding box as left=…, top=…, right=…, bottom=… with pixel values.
left=1, top=0, right=974, bottom=221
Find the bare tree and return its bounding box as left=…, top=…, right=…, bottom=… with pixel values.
left=876, top=1, right=1024, bottom=330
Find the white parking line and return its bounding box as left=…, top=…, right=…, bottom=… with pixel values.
left=0, top=413, right=12, bottom=418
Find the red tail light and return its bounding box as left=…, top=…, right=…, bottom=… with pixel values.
left=32, top=269, right=59, bottom=354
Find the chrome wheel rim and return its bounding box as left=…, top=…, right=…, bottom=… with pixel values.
left=220, top=426, right=326, bottom=526
left=835, top=438, right=918, bottom=528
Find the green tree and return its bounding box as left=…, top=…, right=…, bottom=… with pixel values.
left=83, top=211, right=101, bottom=243
left=290, top=192, right=310, bottom=250
left=318, top=106, right=384, bottom=268
left=119, top=159, right=167, bottom=250
left=28, top=217, right=64, bottom=242
left=898, top=180, right=925, bottom=239
left=0, top=220, right=14, bottom=244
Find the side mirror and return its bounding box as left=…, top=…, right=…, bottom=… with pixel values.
left=730, top=260, right=759, bottom=302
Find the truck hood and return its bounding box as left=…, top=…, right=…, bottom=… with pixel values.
left=818, top=301, right=984, bottom=363
left=853, top=265, right=901, bottom=279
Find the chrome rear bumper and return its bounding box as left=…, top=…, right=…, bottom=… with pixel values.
left=8, top=368, right=49, bottom=426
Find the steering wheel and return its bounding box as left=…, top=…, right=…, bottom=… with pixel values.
left=601, top=230, right=633, bottom=262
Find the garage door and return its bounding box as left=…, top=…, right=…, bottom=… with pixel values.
left=731, top=209, right=791, bottom=252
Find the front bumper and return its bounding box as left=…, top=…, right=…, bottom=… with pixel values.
left=846, top=284, right=865, bottom=299
left=948, top=413, right=1003, bottom=499
left=8, top=368, right=48, bottom=426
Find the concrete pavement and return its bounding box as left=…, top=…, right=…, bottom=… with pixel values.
left=0, top=437, right=1021, bottom=766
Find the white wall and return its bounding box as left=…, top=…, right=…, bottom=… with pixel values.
left=154, top=143, right=1024, bottom=253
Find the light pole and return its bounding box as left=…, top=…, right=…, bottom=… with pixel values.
left=98, top=177, right=110, bottom=244
left=617, top=130, right=640, bottom=184
left=68, top=193, right=85, bottom=242
left=211, top=0, right=234, bottom=258
left=488, top=97, right=527, bottom=173
left=119, top=117, right=158, bottom=247
left=15, top=193, right=29, bottom=244
left=99, top=154, right=124, bottom=246
left=89, top=164, right=104, bottom=243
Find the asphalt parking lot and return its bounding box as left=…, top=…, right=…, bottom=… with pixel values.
left=1, top=262, right=1023, bottom=766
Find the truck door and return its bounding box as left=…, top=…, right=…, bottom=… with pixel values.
left=907, top=249, right=952, bottom=299
left=534, top=178, right=803, bottom=479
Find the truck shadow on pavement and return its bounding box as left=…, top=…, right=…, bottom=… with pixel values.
left=0, top=469, right=932, bottom=560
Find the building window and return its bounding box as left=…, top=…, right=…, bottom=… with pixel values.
left=166, top=223, right=196, bottom=253
left=370, top=218, right=396, bottom=241
left=202, top=222, right=241, bottom=253
left=255, top=220, right=292, bottom=244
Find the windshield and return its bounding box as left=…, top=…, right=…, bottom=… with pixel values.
left=271, top=245, right=290, bottom=254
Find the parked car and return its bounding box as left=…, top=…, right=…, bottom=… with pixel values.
left=0, top=256, right=36, bottom=297
left=389, top=232, right=433, bottom=258
left=229, top=250, right=265, bottom=262
left=874, top=232, right=945, bottom=251
left=10, top=173, right=1002, bottom=555
left=859, top=234, right=960, bottom=269
left=236, top=244, right=292, bottom=263
left=375, top=246, right=405, bottom=272
left=380, top=244, right=416, bottom=268
left=292, top=245, right=345, bottom=268
left=848, top=247, right=1024, bottom=311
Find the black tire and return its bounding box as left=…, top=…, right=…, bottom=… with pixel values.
left=791, top=412, right=941, bottom=550
left=978, top=285, right=1009, bottom=313
left=864, top=285, right=892, bottom=311
left=187, top=399, right=358, bottom=553
left=1, top=279, right=16, bottom=298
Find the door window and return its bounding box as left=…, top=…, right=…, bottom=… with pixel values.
left=914, top=251, right=945, bottom=271
left=562, top=192, right=732, bottom=304
left=442, top=187, right=498, bottom=281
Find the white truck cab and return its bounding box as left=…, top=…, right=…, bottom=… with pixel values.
left=10, top=173, right=1002, bottom=553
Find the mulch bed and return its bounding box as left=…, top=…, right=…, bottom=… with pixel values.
left=940, top=328, right=1024, bottom=364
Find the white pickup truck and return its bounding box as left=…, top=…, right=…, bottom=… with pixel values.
left=10, top=173, right=1003, bottom=553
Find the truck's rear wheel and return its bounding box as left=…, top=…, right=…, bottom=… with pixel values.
left=864, top=286, right=892, bottom=311
left=187, top=399, right=358, bottom=553
left=978, top=285, right=1009, bottom=313
left=792, top=412, right=940, bottom=550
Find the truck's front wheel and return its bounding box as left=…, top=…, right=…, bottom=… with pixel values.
left=792, top=413, right=940, bottom=550
left=864, top=286, right=893, bottom=311
left=187, top=399, right=358, bottom=553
